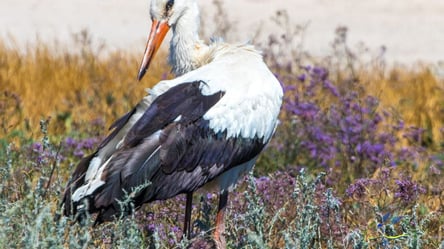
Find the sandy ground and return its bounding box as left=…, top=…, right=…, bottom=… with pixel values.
left=1, top=0, right=443, bottom=64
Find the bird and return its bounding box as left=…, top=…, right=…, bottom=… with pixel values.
left=62, top=0, right=283, bottom=247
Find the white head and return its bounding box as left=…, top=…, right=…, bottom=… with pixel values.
left=150, top=0, right=198, bottom=28
left=138, top=0, right=199, bottom=80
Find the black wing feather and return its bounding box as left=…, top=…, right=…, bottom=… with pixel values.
left=91, top=81, right=224, bottom=216
left=68, top=80, right=266, bottom=222
left=124, top=81, right=222, bottom=147
left=62, top=152, right=96, bottom=216
left=98, top=107, right=137, bottom=149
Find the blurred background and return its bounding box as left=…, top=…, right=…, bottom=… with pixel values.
left=0, top=0, right=443, bottom=248
left=1, top=0, right=443, bottom=63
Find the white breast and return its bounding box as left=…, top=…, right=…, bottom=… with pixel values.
left=168, top=45, right=283, bottom=141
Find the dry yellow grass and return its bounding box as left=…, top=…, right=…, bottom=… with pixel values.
left=0, top=39, right=171, bottom=139
left=1, top=38, right=443, bottom=151
left=357, top=65, right=444, bottom=149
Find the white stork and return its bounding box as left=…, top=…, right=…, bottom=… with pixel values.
left=62, top=0, right=283, bottom=246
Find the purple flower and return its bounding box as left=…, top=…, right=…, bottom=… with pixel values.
left=403, top=126, right=425, bottom=143
left=394, top=120, right=405, bottom=130
left=64, top=137, right=77, bottom=147
left=323, top=79, right=339, bottom=96
left=394, top=178, right=426, bottom=203
left=365, top=96, right=379, bottom=109
left=147, top=223, right=156, bottom=232
left=297, top=73, right=306, bottom=82
left=346, top=178, right=376, bottom=198
left=284, top=84, right=296, bottom=93
left=86, top=138, right=97, bottom=149
left=311, top=66, right=328, bottom=81
left=73, top=149, right=84, bottom=158
left=291, top=102, right=319, bottom=119
left=32, top=142, right=42, bottom=152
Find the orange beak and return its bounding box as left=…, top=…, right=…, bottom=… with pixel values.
left=137, top=19, right=170, bottom=81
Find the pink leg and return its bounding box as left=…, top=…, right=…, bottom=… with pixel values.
left=214, top=191, right=228, bottom=249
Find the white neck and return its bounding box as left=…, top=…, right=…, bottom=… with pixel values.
left=168, top=2, right=203, bottom=76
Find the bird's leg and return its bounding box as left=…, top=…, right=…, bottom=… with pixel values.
left=214, top=191, right=228, bottom=249
left=183, top=192, right=193, bottom=240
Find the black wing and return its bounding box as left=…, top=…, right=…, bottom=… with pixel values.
left=68, top=81, right=265, bottom=222
left=62, top=94, right=142, bottom=217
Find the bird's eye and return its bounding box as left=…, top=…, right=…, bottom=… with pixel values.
left=166, top=0, right=174, bottom=12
